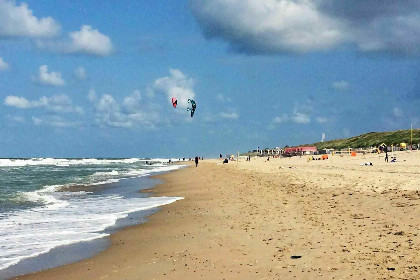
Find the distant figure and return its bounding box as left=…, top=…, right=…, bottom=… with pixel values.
left=267, top=156, right=270, bottom=161
left=223, top=158, right=228, bottom=164
left=168, top=159, right=172, bottom=164
left=195, top=156, right=199, bottom=167
left=220, top=154, right=223, bottom=159
left=385, top=150, right=388, bottom=162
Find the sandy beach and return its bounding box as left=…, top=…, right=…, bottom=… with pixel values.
left=12, top=151, right=420, bottom=280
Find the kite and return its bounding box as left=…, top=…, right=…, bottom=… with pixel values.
left=187, top=99, right=196, bottom=117
left=171, top=97, right=177, bottom=108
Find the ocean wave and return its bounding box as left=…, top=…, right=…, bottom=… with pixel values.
left=92, top=170, right=120, bottom=177
left=0, top=195, right=183, bottom=270
left=14, top=164, right=185, bottom=207
left=0, top=158, right=144, bottom=167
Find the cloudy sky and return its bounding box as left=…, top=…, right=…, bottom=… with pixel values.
left=0, top=0, right=419, bottom=158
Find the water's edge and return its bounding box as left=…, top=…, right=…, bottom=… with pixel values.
left=0, top=171, right=179, bottom=280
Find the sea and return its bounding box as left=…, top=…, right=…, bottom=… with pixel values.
left=0, top=158, right=184, bottom=279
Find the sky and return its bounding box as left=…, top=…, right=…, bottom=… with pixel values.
left=0, top=0, right=419, bottom=158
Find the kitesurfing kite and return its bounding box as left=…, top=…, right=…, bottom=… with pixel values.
left=171, top=97, right=177, bottom=108
left=187, top=99, right=196, bottom=117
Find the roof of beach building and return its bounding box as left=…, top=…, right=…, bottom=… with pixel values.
left=284, top=146, right=317, bottom=152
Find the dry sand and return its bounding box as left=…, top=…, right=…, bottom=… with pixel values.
left=12, top=151, right=420, bottom=280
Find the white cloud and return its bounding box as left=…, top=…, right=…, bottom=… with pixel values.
left=153, top=69, right=195, bottom=109
left=4, top=94, right=83, bottom=114
left=32, top=116, right=80, bottom=128
left=191, top=0, right=344, bottom=54
left=0, top=0, right=60, bottom=38
left=74, top=67, right=86, bottom=80
left=216, top=93, right=232, bottom=102
left=393, top=107, right=403, bottom=118
left=87, top=88, right=97, bottom=102
left=6, top=114, right=25, bottom=123
left=291, top=112, right=310, bottom=124
left=123, top=90, right=142, bottom=113
left=33, top=65, right=65, bottom=87
left=89, top=90, right=162, bottom=128
left=219, top=112, right=238, bottom=119
left=316, top=116, right=329, bottom=123
left=36, top=25, right=113, bottom=56
left=191, top=0, right=420, bottom=56
left=0, top=57, right=9, bottom=70
left=273, top=114, right=289, bottom=123
left=67, top=25, right=113, bottom=56
left=4, top=96, right=32, bottom=108
left=332, top=80, right=350, bottom=91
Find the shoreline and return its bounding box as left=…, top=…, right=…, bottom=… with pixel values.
left=1, top=169, right=180, bottom=280
left=10, top=153, right=420, bottom=279
left=11, top=164, right=195, bottom=280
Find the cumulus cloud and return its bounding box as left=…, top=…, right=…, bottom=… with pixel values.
left=123, top=90, right=142, bottom=113
left=32, top=115, right=80, bottom=128
left=4, top=94, right=83, bottom=114
left=0, top=0, right=60, bottom=38
left=88, top=90, right=161, bottom=128
left=291, top=112, right=310, bottom=124
left=38, top=25, right=113, bottom=56
left=332, top=80, right=350, bottom=91
left=270, top=111, right=311, bottom=125
left=190, top=0, right=420, bottom=55
left=0, top=57, right=9, bottom=70
left=219, top=112, right=239, bottom=119
left=74, top=67, right=86, bottom=80
left=273, top=114, right=289, bottom=123
left=67, top=25, right=113, bottom=56
left=32, top=65, right=65, bottom=87
left=153, top=69, right=195, bottom=109
left=4, top=96, right=32, bottom=108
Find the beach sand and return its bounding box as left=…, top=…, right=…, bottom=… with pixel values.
left=12, top=151, right=420, bottom=279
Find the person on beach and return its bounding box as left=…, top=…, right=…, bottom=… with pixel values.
left=385, top=150, right=389, bottom=162
left=195, top=156, right=199, bottom=167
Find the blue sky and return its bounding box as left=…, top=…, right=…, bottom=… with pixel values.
left=0, top=0, right=419, bottom=158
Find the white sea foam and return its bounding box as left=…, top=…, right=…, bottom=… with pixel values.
left=0, top=195, right=183, bottom=270
left=18, top=164, right=184, bottom=205
left=0, top=158, right=144, bottom=167
left=92, top=170, right=120, bottom=177
left=0, top=159, right=186, bottom=270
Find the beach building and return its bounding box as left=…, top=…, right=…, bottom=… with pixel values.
left=284, top=146, right=317, bottom=155
left=266, top=147, right=283, bottom=155
left=320, top=148, right=335, bottom=154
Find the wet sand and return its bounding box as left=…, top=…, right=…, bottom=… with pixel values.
left=12, top=151, right=420, bottom=279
